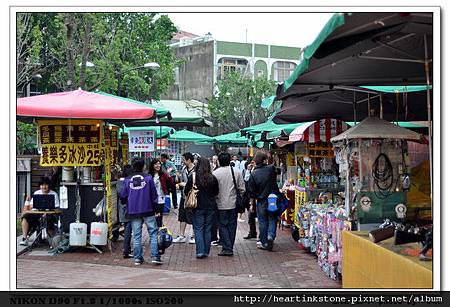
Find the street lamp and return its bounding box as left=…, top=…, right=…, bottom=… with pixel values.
left=24, top=74, right=43, bottom=97
left=143, top=62, right=160, bottom=70
left=79, top=61, right=95, bottom=68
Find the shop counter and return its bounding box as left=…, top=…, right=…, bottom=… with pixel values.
left=342, top=231, right=432, bottom=288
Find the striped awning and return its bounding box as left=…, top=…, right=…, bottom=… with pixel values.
left=289, top=118, right=348, bottom=143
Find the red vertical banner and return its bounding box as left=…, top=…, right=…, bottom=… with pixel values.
left=314, top=120, right=321, bottom=143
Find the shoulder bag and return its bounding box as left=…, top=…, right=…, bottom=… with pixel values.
left=184, top=172, right=198, bottom=210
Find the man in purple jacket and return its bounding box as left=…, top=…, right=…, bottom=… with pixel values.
left=120, top=158, right=162, bottom=265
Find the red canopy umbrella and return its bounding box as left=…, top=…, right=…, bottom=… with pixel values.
left=17, top=89, right=155, bottom=120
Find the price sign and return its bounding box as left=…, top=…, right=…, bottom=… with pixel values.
left=38, top=120, right=103, bottom=166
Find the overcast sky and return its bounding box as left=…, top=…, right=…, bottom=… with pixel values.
left=167, top=13, right=333, bottom=48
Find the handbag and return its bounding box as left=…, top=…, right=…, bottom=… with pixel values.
left=184, top=172, right=198, bottom=210
left=230, top=166, right=245, bottom=213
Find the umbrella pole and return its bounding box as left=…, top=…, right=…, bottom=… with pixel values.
left=367, top=93, right=371, bottom=117
left=353, top=92, right=357, bottom=125
left=424, top=34, right=433, bottom=200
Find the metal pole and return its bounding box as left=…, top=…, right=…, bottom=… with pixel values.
left=160, top=125, right=162, bottom=156
left=367, top=93, right=371, bottom=117
left=379, top=94, right=383, bottom=119
left=353, top=92, right=357, bottom=125
left=424, top=34, right=433, bottom=200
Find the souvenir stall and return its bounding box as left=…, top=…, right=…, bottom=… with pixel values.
left=330, top=117, right=431, bottom=288
left=17, top=89, right=158, bottom=249
left=330, top=116, right=424, bottom=229
left=264, top=118, right=351, bottom=281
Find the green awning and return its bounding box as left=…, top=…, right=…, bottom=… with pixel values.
left=95, top=90, right=171, bottom=119
left=214, top=132, right=248, bottom=145
left=168, top=129, right=214, bottom=143
left=123, top=126, right=174, bottom=138
left=283, top=13, right=348, bottom=91
left=242, top=120, right=305, bottom=137
left=346, top=121, right=427, bottom=128
left=154, top=100, right=210, bottom=125
left=260, top=95, right=276, bottom=109
left=360, top=85, right=432, bottom=93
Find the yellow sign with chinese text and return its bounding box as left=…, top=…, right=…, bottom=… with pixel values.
left=293, top=189, right=307, bottom=228
left=40, top=143, right=102, bottom=166
left=38, top=120, right=103, bottom=166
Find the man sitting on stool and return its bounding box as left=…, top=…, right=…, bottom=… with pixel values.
left=20, top=177, right=60, bottom=246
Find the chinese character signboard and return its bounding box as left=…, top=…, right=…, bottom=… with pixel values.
left=120, top=133, right=129, bottom=164
left=38, top=120, right=103, bottom=167
left=307, top=143, right=334, bottom=158
left=106, top=126, right=119, bottom=165
left=128, top=130, right=155, bottom=152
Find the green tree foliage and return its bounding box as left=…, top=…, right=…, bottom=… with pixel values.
left=208, top=72, right=277, bottom=134
left=17, top=13, right=181, bottom=101
left=16, top=121, right=36, bottom=155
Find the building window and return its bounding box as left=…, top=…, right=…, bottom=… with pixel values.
left=217, top=58, right=249, bottom=80
left=273, top=61, right=296, bottom=82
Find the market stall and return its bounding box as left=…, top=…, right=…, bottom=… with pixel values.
left=331, top=116, right=424, bottom=229
left=17, top=89, right=158, bottom=248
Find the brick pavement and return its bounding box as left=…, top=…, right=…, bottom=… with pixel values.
left=18, top=209, right=341, bottom=289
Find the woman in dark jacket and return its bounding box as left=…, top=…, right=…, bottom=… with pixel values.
left=149, top=159, right=174, bottom=227
left=184, top=157, right=219, bottom=259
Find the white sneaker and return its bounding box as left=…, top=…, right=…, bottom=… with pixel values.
left=256, top=240, right=262, bottom=247
left=188, top=236, right=195, bottom=244
left=173, top=235, right=187, bottom=243
left=19, top=239, right=28, bottom=246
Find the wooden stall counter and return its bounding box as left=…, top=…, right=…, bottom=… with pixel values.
left=342, top=231, right=432, bottom=289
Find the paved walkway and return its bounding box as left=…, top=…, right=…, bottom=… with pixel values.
left=17, top=209, right=340, bottom=289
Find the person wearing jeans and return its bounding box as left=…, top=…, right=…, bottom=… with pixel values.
left=213, top=152, right=246, bottom=256
left=131, top=215, right=159, bottom=263
left=217, top=209, right=238, bottom=254
left=255, top=199, right=277, bottom=246
left=184, top=157, right=219, bottom=258
left=191, top=209, right=216, bottom=256
left=120, top=158, right=162, bottom=265
left=247, top=151, right=279, bottom=251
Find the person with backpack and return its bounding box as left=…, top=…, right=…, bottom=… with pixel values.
left=213, top=152, right=246, bottom=256
left=120, top=158, right=162, bottom=266
left=247, top=151, right=279, bottom=251
left=184, top=157, right=219, bottom=259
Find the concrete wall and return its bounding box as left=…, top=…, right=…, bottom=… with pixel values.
left=162, top=41, right=214, bottom=101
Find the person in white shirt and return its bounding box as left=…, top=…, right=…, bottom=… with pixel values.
left=213, top=152, right=246, bottom=256
left=231, top=155, right=241, bottom=173
left=20, top=177, right=60, bottom=246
